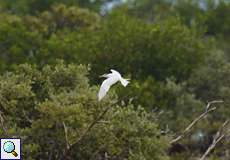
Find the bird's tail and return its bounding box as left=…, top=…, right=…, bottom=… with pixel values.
left=120, top=78, right=130, bottom=87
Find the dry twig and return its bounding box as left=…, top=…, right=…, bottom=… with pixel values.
left=0, top=112, right=8, bottom=135
left=62, top=121, right=70, bottom=150
left=199, top=120, right=229, bottom=160
left=170, top=100, right=223, bottom=144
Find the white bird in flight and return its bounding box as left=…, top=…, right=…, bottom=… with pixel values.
left=98, top=69, right=130, bottom=101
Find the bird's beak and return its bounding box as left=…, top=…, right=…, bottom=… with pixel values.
left=99, top=74, right=105, bottom=78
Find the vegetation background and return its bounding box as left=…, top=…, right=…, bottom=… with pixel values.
left=0, top=0, right=229, bottom=159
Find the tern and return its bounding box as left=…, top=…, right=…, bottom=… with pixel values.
left=98, top=69, right=130, bottom=101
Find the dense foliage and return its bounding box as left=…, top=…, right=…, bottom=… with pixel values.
left=0, top=63, right=169, bottom=159
left=0, top=0, right=229, bottom=159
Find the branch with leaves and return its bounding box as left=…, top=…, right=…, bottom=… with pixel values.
left=66, top=95, right=130, bottom=154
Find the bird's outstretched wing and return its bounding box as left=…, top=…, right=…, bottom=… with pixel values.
left=98, top=79, right=111, bottom=101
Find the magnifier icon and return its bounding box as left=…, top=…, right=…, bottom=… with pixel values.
left=3, top=141, right=18, bottom=157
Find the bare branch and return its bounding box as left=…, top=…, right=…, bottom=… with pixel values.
left=0, top=112, right=8, bottom=135
left=62, top=121, right=70, bottom=150
left=200, top=120, right=229, bottom=160
left=0, top=95, right=11, bottom=115
left=205, top=100, right=223, bottom=111
left=105, top=152, right=109, bottom=160
left=22, top=110, right=33, bottom=124
left=170, top=100, right=223, bottom=144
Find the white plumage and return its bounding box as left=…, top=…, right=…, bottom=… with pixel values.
left=98, top=69, right=129, bottom=101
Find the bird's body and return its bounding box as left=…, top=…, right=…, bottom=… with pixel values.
left=98, top=69, right=129, bottom=101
